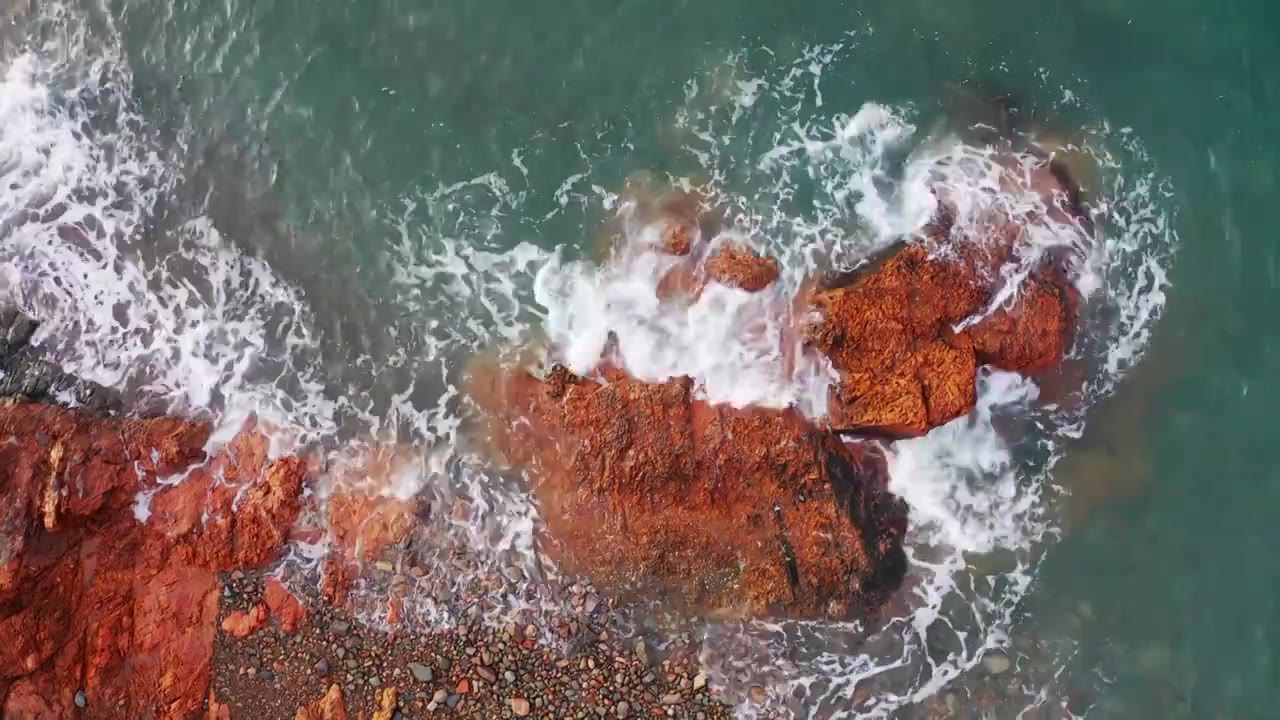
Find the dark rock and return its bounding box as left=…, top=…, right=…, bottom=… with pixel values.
left=408, top=662, right=434, bottom=683
left=0, top=308, right=121, bottom=415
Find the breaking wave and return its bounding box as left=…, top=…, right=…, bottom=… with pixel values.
left=0, top=10, right=1175, bottom=720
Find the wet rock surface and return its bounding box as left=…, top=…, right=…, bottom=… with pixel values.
left=471, top=365, right=908, bottom=619
left=0, top=307, right=122, bottom=415
left=808, top=240, right=1076, bottom=437
left=809, top=158, right=1083, bottom=438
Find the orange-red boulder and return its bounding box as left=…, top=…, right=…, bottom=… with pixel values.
left=294, top=684, right=348, bottom=720
left=469, top=365, right=907, bottom=619
left=317, top=446, right=420, bottom=606
left=219, top=605, right=267, bottom=639
left=264, top=577, right=308, bottom=633
left=0, top=401, right=306, bottom=719
left=808, top=242, right=1075, bottom=437
left=702, top=244, right=780, bottom=292
left=809, top=157, right=1083, bottom=437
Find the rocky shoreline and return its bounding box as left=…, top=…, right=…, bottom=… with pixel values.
left=0, top=308, right=741, bottom=719
left=212, top=569, right=732, bottom=720
left=0, top=124, right=1095, bottom=719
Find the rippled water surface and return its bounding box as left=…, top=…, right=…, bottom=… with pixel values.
left=2, top=0, right=1278, bottom=717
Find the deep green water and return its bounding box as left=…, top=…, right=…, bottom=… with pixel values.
left=7, top=0, right=1280, bottom=717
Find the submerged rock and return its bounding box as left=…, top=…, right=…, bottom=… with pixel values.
left=469, top=365, right=908, bottom=619
left=0, top=307, right=122, bottom=415
left=0, top=401, right=306, bottom=719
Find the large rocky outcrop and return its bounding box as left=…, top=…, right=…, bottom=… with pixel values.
left=469, top=365, right=907, bottom=619
left=0, top=401, right=306, bottom=719
left=467, top=148, right=1087, bottom=620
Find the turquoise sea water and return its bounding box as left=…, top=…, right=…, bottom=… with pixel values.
left=3, top=1, right=1279, bottom=717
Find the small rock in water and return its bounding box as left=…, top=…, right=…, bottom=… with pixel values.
left=749, top=686, right=767, bottom=703
left=511, top=697, right=531, bottom=716
left=634, top=638, right=650, bottom=666
left=660, top=692, right=683, bottom=706
left=74, top=691, right=87, bottom=708
left=693, top=672, right=707, bottom=691
left=408, top=662, right=434, bottom=683
left=983, top=652, right=1012, bottom=675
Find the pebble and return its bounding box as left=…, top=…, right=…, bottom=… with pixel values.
left=983, top=652, right=1012, bottom=675
left=329, top=620, right=351, bottom=636
left=749, top=686, right=766, bottom=703
left=445, top=694, right=461, bottom=709
left=635, top=639, right=650, bottom=666
left=433, top=689, right=448, bottom=703
left=476, top=665, right=497, bottom=683
left=74, top=691, right=87, bottom=709
left=660, top=693, right=683, bottom=705
left=511, top=697, right=531, bottom=716
left=693, top=672, right=707, bottom=691
left=314, top=658, right=330, bottom=676
left=615, top=700, right=629, bottom=718
left=408, top=662, right=434, bottom=683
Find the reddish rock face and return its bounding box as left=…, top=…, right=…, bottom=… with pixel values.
left=469, top=365, right=907, bottom=619
left=810, top=157, right=1082, bottom=438
left=808, top=242, right=1075, bottom=437
left=0, top=402, right=305, bottom=719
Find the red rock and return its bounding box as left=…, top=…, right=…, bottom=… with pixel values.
left=0, top=402, right=306, bottom=719
left=294, top=684, right=348, bottom=720
left=264, top=578, right=307, bottom=633
left=456, top=678, right=471, bottom=695
left=809, top=152, right=1083, bottom=437
left=220, top=604, right=267, bottom=638
left=702, top=244, right=780, bottom=292
left=319, top=446, right=419, bottom=606
left=468, top=365, right=907, bottom=619
left=371, top=688, right=398, bottom=720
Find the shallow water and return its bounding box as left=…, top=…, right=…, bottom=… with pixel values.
left=1, top=0, right=1277, bottom=717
